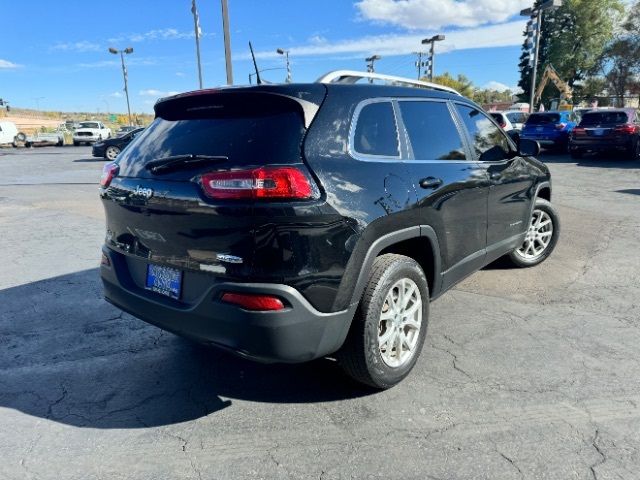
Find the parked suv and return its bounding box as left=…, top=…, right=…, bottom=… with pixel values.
left=520, top=111, right=577, bottom=152
left=100, top=72, right=559, bottom=388
left=569, top=109, right=639, bottom=159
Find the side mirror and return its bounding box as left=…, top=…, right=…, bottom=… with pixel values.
left=518, top=138, right=540, bottom=157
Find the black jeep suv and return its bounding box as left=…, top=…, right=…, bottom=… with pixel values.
left=99, top=73, right=559, bottom=388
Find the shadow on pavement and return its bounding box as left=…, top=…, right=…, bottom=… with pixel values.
left=616, top=189, right=640, bottom=196
left=73, top=158, right=106, bottom=163
left=540, top=151, right=640, bottom=168
left=0, top=269, right=371, bottom=429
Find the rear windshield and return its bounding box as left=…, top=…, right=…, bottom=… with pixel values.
left=526, top=113, right=561, bottom=125
left=506, top=112, right=528, bottom=124
left=581, top=111, right=629, bottom=125
left=80, top=122, right=100, bottom=129
left=490, top=113, right=505, bottom=123
left=117, top=97, right=305, bottom=178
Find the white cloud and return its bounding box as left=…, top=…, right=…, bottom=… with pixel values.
left=356, top=0, right=530, bottom=30
left=108, top=28, right=207, bottom=44
left=482, top=81, right=511, bottom=92
left=139, top=89, right=180, bottom=97
left=246, top=20, right=526, bottom=60
left=0, top=59, right=21, bottom=69
left=176, top=72, right=185, bottom=77
left=77, top=57, right=158, bottom=69
left=108, top=91, right=123, bottom=98
left=51, top=41, right=102, bottom=52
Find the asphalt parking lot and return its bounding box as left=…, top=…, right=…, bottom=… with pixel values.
left=1, top=146, right=639, bottom=480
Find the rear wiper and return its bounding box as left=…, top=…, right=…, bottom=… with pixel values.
left=145, top=154, right=228, bottom=174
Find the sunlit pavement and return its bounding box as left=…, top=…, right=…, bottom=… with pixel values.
left=1, top=146, right=639, bottom=479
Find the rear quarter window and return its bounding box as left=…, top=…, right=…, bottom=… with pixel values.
left=352, top=101, right=400, bottom=158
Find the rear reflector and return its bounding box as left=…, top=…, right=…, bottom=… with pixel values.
left=200, top=166, right=316, bottom=200
left=100, top=252, right=111, bottom=267
left=100, top=162, right=119, bottom=187
left=572, top=127, right=586, bottom=136
left=555, top=123, right=567, bottom=130
left=221, top=292, right=285, bottom=311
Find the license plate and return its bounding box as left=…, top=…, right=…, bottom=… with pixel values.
left=593, top=128, right=605, bottom=136
left=145, top=264, right=182, bottom=299
left=536, top=127, right=544, bottom=132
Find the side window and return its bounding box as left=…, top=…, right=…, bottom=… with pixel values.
left=353, top=101, right=399, bottom=158
left=399, top=101, right=466, bottom=160
left=455, top=104, right=511, bottom=162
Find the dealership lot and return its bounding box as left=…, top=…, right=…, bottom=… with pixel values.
left=1, top=147, right=639, bottom=479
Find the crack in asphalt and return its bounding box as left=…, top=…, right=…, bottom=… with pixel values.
left=589, top=429, right=606, bottom=480
left=498, top=450, right=524, bottom=479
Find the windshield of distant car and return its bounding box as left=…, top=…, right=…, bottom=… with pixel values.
left=79, top=122, right=99, bottom=129
left=526, top=113, right=561, bottom=125
left=581, top=111, right=629, bottom=125
left=490, top=113, right=505, bottom=123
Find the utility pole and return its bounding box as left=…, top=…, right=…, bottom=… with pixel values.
left=413, top=51, right=428, bottom=79
left=221, top=0, right=233, bottom=85
left=365, top=55, right=381, bottom=83
left=191, top=0, right=203, bottom=89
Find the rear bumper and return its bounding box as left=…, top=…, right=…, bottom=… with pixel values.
left=570, top=138, right=632, bottom=151
left=521, top=133, right=567, bottom=147
left=101, top=246, right=355, bottom=363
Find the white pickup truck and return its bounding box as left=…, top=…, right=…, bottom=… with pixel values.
left=72, top=121, right=111, bottom=146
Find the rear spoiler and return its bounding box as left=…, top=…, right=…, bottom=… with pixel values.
left=154, top=89, right=323, bottom=129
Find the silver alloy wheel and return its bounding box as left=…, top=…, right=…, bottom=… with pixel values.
left=516, top=209, right=553, bottom=260
left=105, top=146, right=120, bottom=161
left=378, top=278, right=422, bottom=368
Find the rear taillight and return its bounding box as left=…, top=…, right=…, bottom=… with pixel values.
left=221, top=292, right=285, bottom=311
left=499, top=121, right=507, bottom=129
left=200, top=166, right=317, bottom=200
left=614, top=124, right=637, bottom=135
left=572, top=127, right=586, bottom=137
left=555, top=123, right=567, bottom=130
left=100, top=162, right=119, bottom=187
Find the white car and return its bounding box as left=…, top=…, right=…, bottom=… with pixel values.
left=502, top=110, right=530, bottom=131
left=0, top=121, right=26, bottom=147
left=72, top=121, right=111, bottom=145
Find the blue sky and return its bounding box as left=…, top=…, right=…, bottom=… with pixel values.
left=0, top=0, right=532, bottom=113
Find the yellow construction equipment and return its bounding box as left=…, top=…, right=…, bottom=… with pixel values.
left=534, top=64, right=573, bottom=106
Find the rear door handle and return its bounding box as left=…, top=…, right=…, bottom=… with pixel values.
left=419, top=177, right=443, bottom=189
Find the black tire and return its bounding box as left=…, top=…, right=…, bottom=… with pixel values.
left=73, top=141, right=79, bottom=146
left=57, top=139, right=64, bottom=147
left=626, top=140, right=640, bottom=161
left=338, top=254, right=429, bottom=389
left=507, top=198, right=560, bottom=268
left=105, top=145, right=121, bottom=161
left=570, top=148, right=583, bottom=159
left=25, top=142, right=32, bottom=148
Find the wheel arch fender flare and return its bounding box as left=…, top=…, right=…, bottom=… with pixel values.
left=335, top=225, right=443, bottom=313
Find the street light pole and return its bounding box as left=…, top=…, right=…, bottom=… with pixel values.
left=276, top=49, right=292, bottom=83
left=221, top=0, right=234, bottom=85
left=191, top=0, right=203, bottom=89
left=109, top=47, right=133, bottom=126
left=521, top=0, right=562, bottom=113
left=421, top=34, right=445, bottom=82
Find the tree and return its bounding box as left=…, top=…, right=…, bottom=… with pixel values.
left=518, top=0, right=624, bottom=106
left=424, top=73, right=474, bottom=98
left=599, top=1, right=640, bottom=105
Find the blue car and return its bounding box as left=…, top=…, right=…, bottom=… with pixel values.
left=520, top=111, right=578, bottom=152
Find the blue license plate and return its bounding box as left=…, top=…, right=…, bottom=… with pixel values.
left=145, top=264, right=182, bottom=299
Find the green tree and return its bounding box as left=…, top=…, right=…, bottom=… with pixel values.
left=519, top=0, right=624, bottom=106
left=599, top=1, right=640, bottom=105
left=425, top=73, right=475, bottom=98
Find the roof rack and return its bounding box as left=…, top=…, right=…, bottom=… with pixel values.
left=316, top=70, right=461, bottom=95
